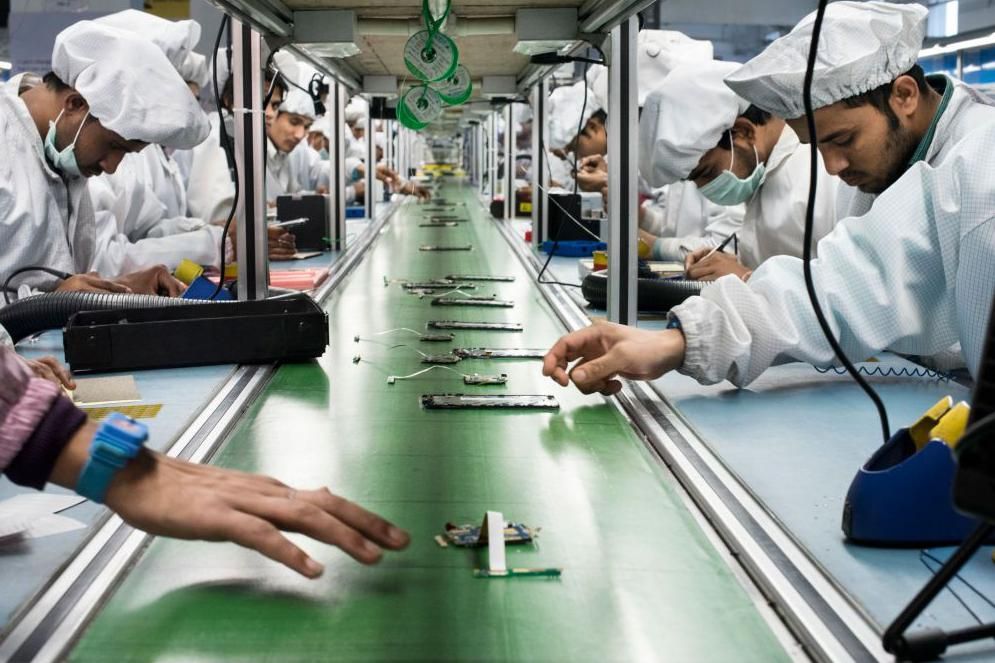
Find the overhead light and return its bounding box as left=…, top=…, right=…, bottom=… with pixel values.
left=513, top=8, right=577, bottom=56
left=0, top=61, right=12, bottom=71
left=293, top=10, right=362, bottom=59
left=920, top=32, right=995, bottom=57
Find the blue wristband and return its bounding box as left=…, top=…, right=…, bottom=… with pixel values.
left=666, top=315, right=683, bottom=332
left=76, top=413, right=148, bottom=504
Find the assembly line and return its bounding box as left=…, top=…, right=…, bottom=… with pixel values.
left=1, top=0, right=995, bottom=661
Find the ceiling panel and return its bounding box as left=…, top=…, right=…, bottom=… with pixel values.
left=284, top=0, right=581, bottom=19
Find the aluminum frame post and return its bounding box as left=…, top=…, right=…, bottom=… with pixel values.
left=530, top=78, right=549, bottom=249
left=364, top=108, right=375, bottom=219
left=384, top=119, right=394, bottom=185
left=231, top=19, right=267, bottom=300
left=607, top=17, right=639, bottom=325
left=489, top=113, right=499, bottom=201
left=329, top=82, right=347, bottom=250
left=503, top=104, right=515, bottom=219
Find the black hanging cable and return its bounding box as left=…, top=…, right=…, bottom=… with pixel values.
left=3, top=266, right=73, bottom=305
left=532, top=62, right=595, bottom=289
left=211, top=15, right=239, bottom=300
left=801, top=0, right=891, bottom=443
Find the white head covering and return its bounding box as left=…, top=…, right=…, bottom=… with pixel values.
left=374, top=131, right=386, bottom=151
left=279, top=86, right=317, bottom=121
left=345, top=95, right=369, bottom=125
left=547, top=80, right=600, bottom=150
left=52, top=21, right=209, bottom=149
left=93, top=9, right=200, bottom=69
left=309, top=114, right=331, bottom=139
left=588, top=30, right=714, bottom=109
left=178, top=51, right=210, bottom=89
left=725, top=1, right=928, bottom=119
left=638, top=60, right=749, bottom=187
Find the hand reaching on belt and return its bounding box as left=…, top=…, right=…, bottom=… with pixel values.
left=542, top=320, right=686, bottom=396
left=49, top=421, right=411, bottom=577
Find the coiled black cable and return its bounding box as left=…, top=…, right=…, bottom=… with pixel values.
left=0, top=292, right=216, bottom=344
left=814, top=365, right=953, bottom=382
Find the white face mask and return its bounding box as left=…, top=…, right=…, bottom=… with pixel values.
left=697, top=142, right=767, bottom=206
left=44, top=108, right=90, bottom=178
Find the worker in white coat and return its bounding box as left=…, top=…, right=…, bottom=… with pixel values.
left=266, top=86, right=329, bottom=201
left=86, top=11, right=233, bottom=276
left=638, top=59, right=838, bottom=280
left=0, top=20, right=204, bottom=300
left=583, top=33, right=743, bottom=255
left=542, top=1, right=995, bottom=391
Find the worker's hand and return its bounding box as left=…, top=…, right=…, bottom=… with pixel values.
left=55, top=272, right=131, bottom=295
left=375, top=164, right=399, bottom=185
left=542, top=321, right=686, bottom=395
left=579, top=154, right=607, bottom=173
left=115, top=266, right=186, bottom=297
left=268, top=226, right=297, bottom=261
left=27, top=356, right=75, bottom=390
left=576, top=168, right=608, bottom=193
left=398, top=181, right=431, bottom=201
left=684, top=248, right=751, bottom=282
left=49, top=423, right=411, bottom=577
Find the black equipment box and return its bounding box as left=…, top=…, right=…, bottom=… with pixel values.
left=276, top=194, right=329, bottom=251
left=548, top=192, right=603, bottom=241
left=64, top=295, right=328, bottom=372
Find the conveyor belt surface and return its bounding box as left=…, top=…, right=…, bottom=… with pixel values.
left=70, top=182, right=790, bottom=662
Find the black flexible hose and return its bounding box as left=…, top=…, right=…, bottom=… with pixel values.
left=0, top=292, right=217, bottom=344
left=581, top=273, right=704, bottom=312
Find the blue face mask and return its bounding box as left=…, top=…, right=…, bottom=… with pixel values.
left=44, top=109, right=90, bottom=178
left=697, top=143, right=766, bottom=206
left=318, top=148, right=329, bottom=160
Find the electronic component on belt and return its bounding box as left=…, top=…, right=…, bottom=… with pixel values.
left=355, top=328, right=455, bottom=343
left=463, top=373, right=509, bottom=385
left=419, top=222, right=458, bottom=228
left=421, top=354, right=461, bottom=364
left=440, top=520, right=536, bottom=547
left=445, top=274, right=515, bottom=282
left=427, top=321, right=523, bottom=331
left=432, top=297, right=513, bottom=308
left=420, top=244, right=473, bottom=251
left=420, top=394, right=559, bottom=409
left=401, top=281, right=476, bottom=290
left=453, top=348, right=547, bottom=359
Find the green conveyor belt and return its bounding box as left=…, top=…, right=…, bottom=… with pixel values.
left=70, top=182, right=790, bottom=661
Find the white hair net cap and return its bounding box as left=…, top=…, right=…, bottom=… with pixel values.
left=345, top=96, right=369, bottom=124
left=547, top=80, right=599, bottom=150
left=587, top=30, right=714, bottom=109
left=375, top=131, right=386, bottom=150
left=638, top=60, right=749, bottom=187
left=309, top=114, right=331, bottom=139
left=178, top=51, right=210, bottom=89
left=725, top=1, right=928, bottom=119
left=279, top=86, right=317, bottom=120
left=93, top=9, right=200, bottom=69
left=52, top=21, right=209, bottom=149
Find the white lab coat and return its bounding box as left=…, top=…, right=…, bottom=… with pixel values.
left=88, top=145, right=222, bottom=276
left=735, top=125, right=838, bottom=269
left=266, top=139, right=330, bottom=203
left=644, top=181, right=745, bottom=260
left=184, top=112, right=236, bottom=225
left=670, top=75, right=995, bottom=385
left=0, top=88, right=96, bottom=297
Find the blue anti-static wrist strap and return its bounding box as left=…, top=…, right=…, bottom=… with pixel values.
left=76, top=457, right=118, bottom=504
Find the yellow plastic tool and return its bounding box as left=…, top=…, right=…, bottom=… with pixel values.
left=931, top=401, right=971, bottom=449
left=908, top=396, right=953, bottom=450
left=173, top=259, right=204, bottom=286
